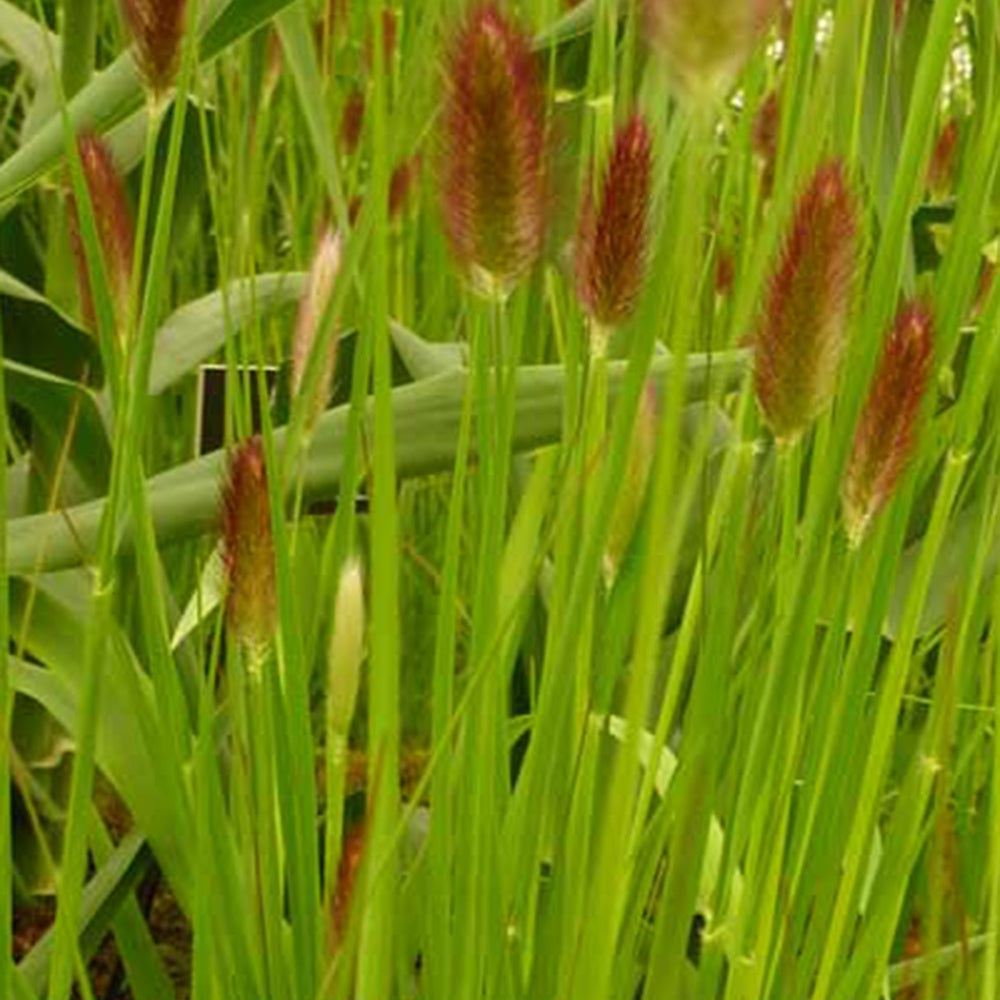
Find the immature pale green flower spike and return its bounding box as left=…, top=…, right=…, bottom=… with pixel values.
left=292, top=228, right=343, bottom=428
left=68, top=134, right=135, bottom=342
left=842, top=301, right=934, bottom=548
left=645, top=0, right=782, bottom=102
left=221, top=436, right=276, bottom=654
left=753, top=159, right=859, bottom=445
left=605, top=381, right=658, bottom=583
left=120, top=0, right=187, bottom=97
left=439, top=3, right=548, bottom=297
left=328, top=559, right=366, bottom=736
left=575, top=114, right=654, bottom=330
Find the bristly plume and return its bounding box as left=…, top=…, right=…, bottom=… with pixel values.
left=389, top=155, right=422, bottom=221
left=221, top=436, right=277, bottom=655
left=438, top=3, right=548, bottom=298
left=574, top=114, right=653, bottom=331
left=753, top=159, right=859, bottom=444
left=842, top=301, right=934, bottom=547
left=339, top=88, right=366, bottom=156
left=753, top=89, right=780, bottom=198
left=292, top=228, right=343, bottom=429
left=927, top=117, right=959, bottom=197
left=645, top=0, right=782, bottom=102
left=120, top=0, right=188, bottom=97
left=68, top=134, right=136, bottom=341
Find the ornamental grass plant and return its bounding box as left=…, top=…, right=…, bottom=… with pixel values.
left=2, top=2, right=1000, bottom=999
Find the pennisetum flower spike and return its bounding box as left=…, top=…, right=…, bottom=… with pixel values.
left=575, top=114, right=653, bottom=338
left=438, top=3, right=548, bottom=298
left=842, top=301, right=934, bottom=548
left=753, top=159, right=860, bottom=445
left=120, top=0, right=188, bottom=98
left=221, top=436, right=277, bottom=656
left=645, top=0, right=782, bottom=103
left=68, top=134, right=136, bottom=343
left=292, top=227, right=343, bottom=430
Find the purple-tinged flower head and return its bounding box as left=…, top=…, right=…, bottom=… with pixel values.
left=292, top=228, right=343, bottom=429
left=574, top=114, right=653, bottom=332
left=438, top=4, right=548, bottom=298
left=221, top=436, right=277, bottom=654
left=339, top=88, right=366, bottom=156
left=605, top=381, right=658, bottom=582
left=645, top=0, right=782, bottom=102
left=927, top=117, right=959, bottom=197
left=842, top=301, right=934, bottom=547
left=120, top=0, right=187, bottom=97
left=753, top=159, right=860, bottom=444
left=68, top=134, right=136, bottom=341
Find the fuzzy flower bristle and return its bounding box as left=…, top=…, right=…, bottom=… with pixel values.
left=438, top=3, right=547, bottom=297
left=645, top=0, right=782, bottom=102
left=753, top=159, right=859, bottom=444
left=68, top=134, right=135, bottom=340
left=120, top=0, right=187, bottom=96
left=221, top=436, right=277, bottom=654
left=842, top=301, right=934, bottom=547
left=292, top=228, right=343, bottom=429
left=575, top=114, right=653, bottom=331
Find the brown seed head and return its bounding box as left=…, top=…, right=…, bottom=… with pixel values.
left=842, top=301, right=934, bottom=547
left=339, top=88, right=366, bottom=156
left=68, top=134, right=136, bottom=340
left=221, top=437, right=277, bottom=653
left=645, top=0, right=782, bottom=102
left=120, top=0, right=187, bottom=96
left=389, top=154, right=422, bottom=221
left=753, top=89, right=780, bottom=198
left=575, top=114, right=653, bottom=329
left=753, top=159, right=860, bottom=444
left=927, top=118, right=959, bottom=197
left=439, top=4, right=548, bottom=297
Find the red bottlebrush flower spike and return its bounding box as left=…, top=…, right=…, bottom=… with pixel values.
left=574, top=114, right=653, bottom=331
left=842, top=301, right=934, bottom=547
left=389, top=154, right=422, bottom=221
left=120, top=0, right=187, bottom=96
left=292, top=228, right=343, bottom=428
left=68, top=134, right=136, bottom=339
left=439, top=4, right=548, bottom=297
left=221, top=437, right=277, bottom=654
left=645, top=0, right=782, bottom=102
left=339, top=88, right=365, bottom=156
left=927, top=118, right=959, bottom=197
left=753, top=159, right=859, bottom=444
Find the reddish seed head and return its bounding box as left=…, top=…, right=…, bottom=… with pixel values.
left=389, top=154, right=422, bottom=221
left=645, top=0, right=782, bottom=102
left=364, top=9, right=399, bottom=72
left=339, top=88, right=366, bottom=156
left=927, top=118, right=959, bottom=197
left=68, top=134, right=136, bottom=340
left=753, top=159, right=860, bottom=444
left=292, top=228, right=343, bottom=428
left=574, top=114, right=653, bottom=330
left=120, top=0, right=187, bottom=96
left=715, top=247, right=736, bottom=297
left=329, top=821, right=366, bottom=953
left=439, top=3, right=548, bottom=297
left=753, top=89, right=780, bottom=198
left=221, top=437, right=277, bottom=653
left=894, top=0, right=908, bottom=33
left=842, top=301, right=934, bottom=547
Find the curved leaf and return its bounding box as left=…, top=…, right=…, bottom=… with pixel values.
left=6, top=347, right=751, bottom=574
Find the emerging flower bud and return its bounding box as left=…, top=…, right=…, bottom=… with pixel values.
left=68, top=134, right=136, bottom=341
left=753, top=159, right=860, bottom=444
left=438, top=4, right=548, bottom=297
left=574, top=114, right=653, bottom=330
left=328, top=559, right=366, bottom=736
left=120, top=0, right=187, bottom=97
left=339, top=88, right=365, bottom=156
left=927, top=118, right=959, bottom=198
left=645, top=0, right=782, bottom=102
left=842, top=301, right=934, bottom=547
left=221, top=437, right=277, bottom=653
left=292, top=228, right=343, bottom=428
left=605, top=381, right=658, bottom=582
